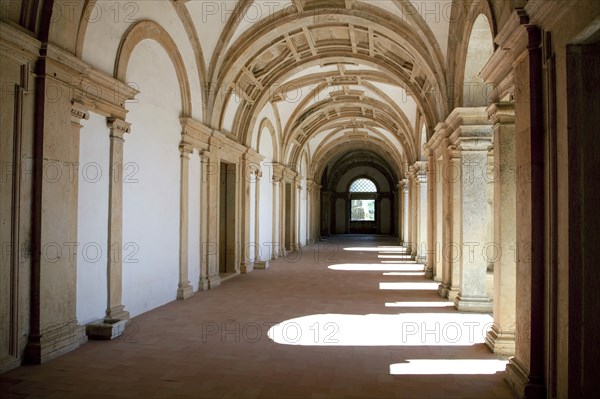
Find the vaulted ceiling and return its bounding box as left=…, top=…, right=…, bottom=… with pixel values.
left=67, top=0, right=504, bottom=178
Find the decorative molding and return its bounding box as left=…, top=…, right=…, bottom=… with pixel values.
left=70, top=101, right=90, bottom=124
left=107, top=117, right=131, bottom=139
left=487, top=103, right=516, bottom=126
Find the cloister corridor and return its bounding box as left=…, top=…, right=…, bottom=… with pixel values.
left=1, top=237, right=513, bottom=399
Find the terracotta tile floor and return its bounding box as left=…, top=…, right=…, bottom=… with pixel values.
left=1, top=236, right=516, bottom=398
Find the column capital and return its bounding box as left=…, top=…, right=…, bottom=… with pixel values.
left=487, top=102, right=515, bottom=125
left=70, top=101, right=90, bottom=125
left=107, top=117, right=131, bottom=138
left=179, top=143, right=194, bottom=158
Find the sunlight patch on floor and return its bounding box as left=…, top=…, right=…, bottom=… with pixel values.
left=385, top=301, right=454, bottom=308
left=389, top=359, right=508, bottom=375
left=379, top=282, right=439, bottom=290
left=267, top=313, right=494, bottom=346
left=382, top=272, right=425, bottom=276
left=328, top=263, right=423, bottom=272
left=343, top=247, right=408, bottom=252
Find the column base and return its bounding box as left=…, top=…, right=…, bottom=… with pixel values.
left=208, top=275, right=221, bottom=289
left=25, top=321, right=87, bottom=364
left=424, top=267, right=433, bottom=279
left=86, top=318, right=128, bottom=340
left=485, top=325, right=515, bottom=356
left=240, top=262, right=254, bottom=274
left=197, top=277, right=210, bottom=292
left=177, top=282, right=194, bottom=300
left=454, top=294, right=493, bottom=313
left=254, top=260, right=270, bottom=269
left=447, top=287, right=460, bottom=302
left=505, top=356, right=546, bottom=398
left=106, top=305, right=130, bottom=321
left=437, top=283, right=449, bottom=298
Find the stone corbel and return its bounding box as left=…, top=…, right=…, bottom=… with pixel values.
left=487, top=102, right=516, bottom=126
left=107, top=117, right=131, bottom=139
left=70, top=101, right=90, bottom=126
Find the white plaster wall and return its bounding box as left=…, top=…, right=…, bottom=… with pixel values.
left=188, top=151, right=201, bottom=291
left=249, top=175, right=256, bottom=263
left=81, top=1, right=203, bottom=120
left=122, top=40, right=181, bottom=318
left=76, top=112, right=109, bottom=324
left=258, top=127, right=274, bottom=260
left=300, top=177, right=307, bottom=246
left=252, top=105, right=278, bottom=152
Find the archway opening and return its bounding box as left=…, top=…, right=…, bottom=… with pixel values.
left=463, top=14, right=494, bottom=107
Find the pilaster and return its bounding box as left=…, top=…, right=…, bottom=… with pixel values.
left=177, top=144, right=194, bottom=300
left=447, top=108, right=494, bottom=313
left=106, top=117, right=131, bottom=321
left=485, top=102, right=517, bottom=356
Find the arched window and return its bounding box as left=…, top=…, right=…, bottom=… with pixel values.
left=349, top=178, right=377, bottom=193
left=349, top=178, right=377, bottom=221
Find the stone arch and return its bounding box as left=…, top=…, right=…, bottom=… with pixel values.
left=256, top=118, right=279, bottom=163
left=462, top=14, right=495, bottom=107
left=448, top=0, right=498, bottom=109
left=115, top=20, right=192, bottom=117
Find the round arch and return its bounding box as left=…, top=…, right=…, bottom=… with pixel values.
left=256, top=118, right=280, bottom=162
left=115, top=20, right=192, bottom=117
left=448, top=0, right=498, bottom=109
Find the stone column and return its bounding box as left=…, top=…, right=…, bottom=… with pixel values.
left=453, top=113, right=493, bottom=313
left=240, top=159, right=255, bottom=274
left=177, top=144, right=194, bottom=300
left=417, top=163, right=428, bottom=265
left=254, top=170, right=270, bottom=269
left=438, top=140, right=458, bottom=298
left=203, top=152, right=220, bottom=288
left=485, top=103, right=517, bottom=355
left=426, top=154, right=436, bottom=279
left=272, top=174, right=281, bottom=259
left=402, top=180, right=409, bottom=247
left=197, top=151, right=210, bottom=291
left=294, top=178, right=302, bottom=250
left=447, top=145, right=462, bottom=301
left=278, top=173, right=287, bottom=256
left=106, top=117, right=131, bottom=321
left=434, top=157, right=443, bottom=282
left=407, top=167, right=417, bottom=255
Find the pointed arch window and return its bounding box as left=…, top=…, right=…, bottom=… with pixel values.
left=349, top=178, right=377, bottom=221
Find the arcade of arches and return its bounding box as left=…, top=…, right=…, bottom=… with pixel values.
left=1, top=1, right=599, bottom=398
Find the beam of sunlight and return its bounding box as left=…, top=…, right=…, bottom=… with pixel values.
left=379, top=282, right=439, bottom=290
left=267, top=313, right=494, bottom=346
left=382, top=272, right=425, bottom=276
left=389, top=359, right=508, bottom=375
left=343, top=247, right=407, bottom=252
left=378, top=254, right=413, bottom=259
left=328, top=264, right=424, bottom=272
left=385, top=301, right=453, bottom=308
left=380, top=260, right=419, bottom=264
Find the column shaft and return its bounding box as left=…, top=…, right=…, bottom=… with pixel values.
left=177, top=144, right=193, bottom=300
left=106, top=118, right=130, bottom=321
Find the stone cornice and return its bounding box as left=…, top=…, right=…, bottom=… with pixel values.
left=480, top=9, right=530, bottom=102
left=525, top=0, right=571, bottom=29
left=180, top=117, right=212, bottom=151
left=487, top=103, right=516, bottom=126
left=43, top=44, right=139, bottom=120
left=0, top=21, right=41, bottom=63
